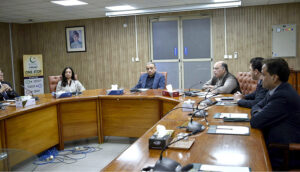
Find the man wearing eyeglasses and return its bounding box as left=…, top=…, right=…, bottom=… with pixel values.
left=0, top=69, right=18, bottom=101
left=132, top=62, right=165, bottom=89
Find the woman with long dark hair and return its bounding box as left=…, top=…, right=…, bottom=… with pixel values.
left=56, top=67, right=85, bottom=92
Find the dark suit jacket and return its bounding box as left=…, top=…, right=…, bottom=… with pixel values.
left=133, top=72, right=165, bottom=89
left=0, top=81, right=18, bottom=101
left=250, top=82, right=300, bottom=145
left=237, top=80, right=268, bottom=108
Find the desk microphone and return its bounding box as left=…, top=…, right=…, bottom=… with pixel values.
left=142, top=130, right=200, bottom=171
left=184, top=81, right=203, bottom=97
left=199, top=86, right=221, bottom=106
left=187, top=96, right=218, bottom=132
left=20, top=85, right=39, bottom=101
left=192, top=86, right=220, bottom=117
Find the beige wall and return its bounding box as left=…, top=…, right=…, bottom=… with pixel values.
left=1, top=3, right=300, bottom=94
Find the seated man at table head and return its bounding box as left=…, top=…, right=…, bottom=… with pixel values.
left=56, top=67, right=85, bottom=93
left=250, top=58, right=300, bottom=170
left=132, top=62, right=165, bottom=89
left=234, top=57, right=268, bottom=108
left=202, top=61, right=240, bottom=94
left=0, top=68, right=18, bottom=101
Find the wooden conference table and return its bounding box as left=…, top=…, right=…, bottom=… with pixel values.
left=0, top=89, right=271, bottom=171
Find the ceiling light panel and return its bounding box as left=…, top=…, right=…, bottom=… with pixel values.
left=51, top=0, right=88, bottom=6
left=105, top=5, right=135, bottom=11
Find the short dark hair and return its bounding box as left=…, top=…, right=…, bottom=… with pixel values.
left=146, top=62, right=156, bottom=67
left=221, top=62, right=228, bottom=72
left=263, top=58, right=290, bottom=82
left=250, top=57, right=264, bottom=72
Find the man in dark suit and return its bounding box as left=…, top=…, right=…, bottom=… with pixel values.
left=133, top=62, right=165, bottom=89
left=234, top=57, right=268, bottom=108
left=0, top=69, right=18, bottom=101
left=250, top=58, right=300, bottom=170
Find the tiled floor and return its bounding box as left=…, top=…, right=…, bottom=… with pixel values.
left=14, top=136, right=137, bottom=171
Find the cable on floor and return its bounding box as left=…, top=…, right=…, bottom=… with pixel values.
left=33, top=145, right=102, bottom=165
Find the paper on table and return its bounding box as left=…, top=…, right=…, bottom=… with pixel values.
left=219, top=113, right=248, bottom=118
left=215, top=125, right=249, bottom=135
left=195, top=92, right=215, bottom=98
left=200, top=164, right=250, bottom=172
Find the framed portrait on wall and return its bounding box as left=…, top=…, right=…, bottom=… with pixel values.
left=65, top=26, right=86, bottom=53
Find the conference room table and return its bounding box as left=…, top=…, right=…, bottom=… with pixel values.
left=101, top=91, right=272, bottom=171
left=0, top=89, right=271, bottom=171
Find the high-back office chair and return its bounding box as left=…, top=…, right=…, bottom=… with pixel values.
left=140, top=72, right=167, bottom=89
left=48, top=75, right=78, bottom=92
left=236, top=72, right=257, bottom=95
left=268, top=143, right=300, bottom=171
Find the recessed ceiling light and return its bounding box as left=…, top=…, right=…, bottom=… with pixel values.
left=105, top=5, right=135, bottom=11
left=51, top=0, right=88, bottom=6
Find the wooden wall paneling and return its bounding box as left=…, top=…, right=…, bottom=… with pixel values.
left=211, top=3, right=300, bottom=76
left=101, top=99, right=160, bottom=137
left=0, top=23, right=13, bottom=88
left=12, top=16, right=150, bottom=93
left=4, top=3, right=300, bottom=93
left=60, top=100, right=98, bottom=142
left=11, top=24, right=26, bottom=95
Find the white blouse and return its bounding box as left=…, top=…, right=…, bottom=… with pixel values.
left=56, top=80, right=85, bottom=93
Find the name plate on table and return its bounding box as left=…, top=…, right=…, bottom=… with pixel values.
left=53, top=92, right=72, bottom=98
left=24, top=98, right=36, bottom=107
left=214, top=113, right=250, bottom=122
left=106, top=89, right=124, bottom=95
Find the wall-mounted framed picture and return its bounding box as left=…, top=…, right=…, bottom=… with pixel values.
left=65, top=26, right=86, bottom=53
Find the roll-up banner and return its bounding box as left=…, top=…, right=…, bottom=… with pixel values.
left=23, top=54, right=44, bottom=95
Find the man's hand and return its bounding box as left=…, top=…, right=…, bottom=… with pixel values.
left=0, top=84, right=12, bottom=93
left=203, top=85, right=215, bottom=91
left=234, top=91, right=244, bottom=101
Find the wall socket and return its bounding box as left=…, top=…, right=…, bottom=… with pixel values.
left=224, top=55, right=228, bottom=59
left=234, top=52, right=238, bottom=59
left=228, top=55, right=232, bottom=59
